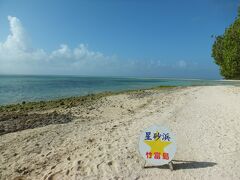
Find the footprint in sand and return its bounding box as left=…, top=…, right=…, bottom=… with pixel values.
left=13, top=176, right=26, bottom=180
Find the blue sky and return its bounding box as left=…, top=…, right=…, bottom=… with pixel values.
left=0, top=0, right=239, bottom=79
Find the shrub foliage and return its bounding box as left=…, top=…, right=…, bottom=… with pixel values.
left=212, top=8, right=240, bottom=79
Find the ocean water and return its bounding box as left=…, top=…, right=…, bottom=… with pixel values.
left=0, top=75, right=239, bottom=105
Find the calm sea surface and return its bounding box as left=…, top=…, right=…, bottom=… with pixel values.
left=0, top=75, right=239, bottom=105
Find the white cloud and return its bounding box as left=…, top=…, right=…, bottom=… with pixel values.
left=0, top=16, right=116, bottom=74
left=50, top=44, right=72, bottom=59
left=0, top=16, right=47, bottom=62
left=0, top=16, right=211, bottom=78
left=4, top=16, right=29, bottom=51
left=0, top=16, right=107, bottom=62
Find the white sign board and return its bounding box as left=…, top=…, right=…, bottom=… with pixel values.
left=139, top=125, right=177, bottom=165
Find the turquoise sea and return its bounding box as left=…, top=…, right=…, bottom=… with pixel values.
left=0, top=75, right=239, bottom=105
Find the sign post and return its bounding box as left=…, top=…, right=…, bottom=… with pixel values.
left=139, top=125, right=177, bottom=170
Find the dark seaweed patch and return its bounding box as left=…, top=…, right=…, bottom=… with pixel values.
left=0, top=111, right=72, bottom=135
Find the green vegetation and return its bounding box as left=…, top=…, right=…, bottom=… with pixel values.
left=212, top=7, right=240, bottom=79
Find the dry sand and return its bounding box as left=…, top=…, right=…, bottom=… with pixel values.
left=0, top=86, right=240, bottom=180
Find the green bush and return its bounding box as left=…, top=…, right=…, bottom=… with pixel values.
left=212, top=8, right=240, bottom=79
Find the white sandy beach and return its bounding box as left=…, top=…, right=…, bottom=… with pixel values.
left=1, top=86, right=240, bottom=180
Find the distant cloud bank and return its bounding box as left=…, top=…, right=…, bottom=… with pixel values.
left=0, top=16, right=117, bottom=75
left=0, top=16, right=215, bottom=78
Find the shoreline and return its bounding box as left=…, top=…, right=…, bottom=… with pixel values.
left=1, top=75, right=240, bottom=106
left=1, top=85, right=240, bottom=179
left=0, top=86, right=177, bottom=136
left=0, top=85, right=177, bottom=109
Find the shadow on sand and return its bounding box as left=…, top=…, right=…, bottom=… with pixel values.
left=144, top=160, right=217, bottom=170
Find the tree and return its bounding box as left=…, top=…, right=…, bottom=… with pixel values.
left=212, top=7, right=240, bottom=79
